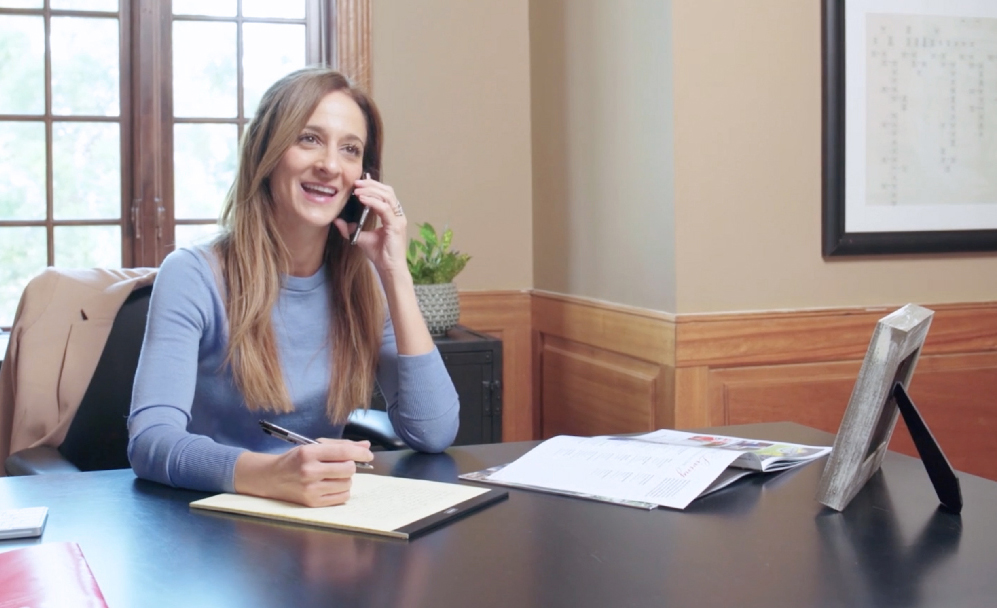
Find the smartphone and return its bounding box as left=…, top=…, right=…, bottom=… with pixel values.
left=339, top=193, right=364, bottom=224
left=346, top=172, right=372, bottom=245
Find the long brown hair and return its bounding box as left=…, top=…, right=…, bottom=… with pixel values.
left=215, top=67, right=385, bottom=424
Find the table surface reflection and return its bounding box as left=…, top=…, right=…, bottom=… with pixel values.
left=1, top=422, right=994, bottom=608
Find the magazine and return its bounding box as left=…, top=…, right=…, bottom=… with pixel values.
left=459, top=432, right=831, bottom=510
left=623, top=429, right=832, bottom=472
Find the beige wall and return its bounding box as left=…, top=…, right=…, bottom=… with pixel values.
left=530, top=0, right=677, bottom=312
left=672, top=0, right=997, bottom=313
left=371, top=0, right=534, bottom=291
left=374, top=0, right=997, bottom=313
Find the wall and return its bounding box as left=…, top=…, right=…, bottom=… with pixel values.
left=526, top=0, right=997, bottom=483
left=370, top=0, right=997, bottom=471
left=671, top=0, right=997, bottom=314
left=530, top=0, right=676, bottom=312
left=371, top=0, right=534, bottom=291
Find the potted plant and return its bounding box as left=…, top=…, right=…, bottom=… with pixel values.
left=407, top=222, right=471, bottom=336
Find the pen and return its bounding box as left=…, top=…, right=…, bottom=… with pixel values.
left=350, top=172, right=372, bottom=246
left=258, top=420, right=374, bottom=469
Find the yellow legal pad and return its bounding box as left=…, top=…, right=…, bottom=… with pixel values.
left=190, top=473, right=507, bottom=540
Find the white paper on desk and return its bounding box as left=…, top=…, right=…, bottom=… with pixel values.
left=488, top=435, right=741, bottom=510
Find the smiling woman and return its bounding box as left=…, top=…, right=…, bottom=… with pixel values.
left=126, top=67, right=460, bottom=508
left=269, top=90, right=368, bottom=270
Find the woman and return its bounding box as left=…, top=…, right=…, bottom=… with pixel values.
left=128, top=67, right=459, bottom=507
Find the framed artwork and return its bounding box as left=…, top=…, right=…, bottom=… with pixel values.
left=822, top=0, right=997, bottom=256
left=815, top=304, right=933, bottom=511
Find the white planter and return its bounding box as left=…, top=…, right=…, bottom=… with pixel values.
left=413, top=282, right=460, bottom=337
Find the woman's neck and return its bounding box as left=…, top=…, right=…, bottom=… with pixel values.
left=282, top=226, right=330, bottom=277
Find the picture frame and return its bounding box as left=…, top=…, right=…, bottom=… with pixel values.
left=815, top=304, right=933, bottom=511
left=821, top=0, right=997, bottom=256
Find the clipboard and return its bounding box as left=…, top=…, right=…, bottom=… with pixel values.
left=191, top=473, right=508, bottom=540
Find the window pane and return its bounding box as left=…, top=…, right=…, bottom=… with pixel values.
left=242, top=0, right=304, bottom=19
left=0, top=1, right=42, bottom=8
left=172, top=0, right=235, bottom=17
left=174, top=223, right=221, bottom=250
left=0, top=227, right=46, bottom=327
left=0, top=16, right=45, bottom=114
left=0, top=122, right=46, bottom=220
left=173, top=21, right=237, bottom=118
left=243, top=23, right=306, bottom=118
left=51, top=0, right=118, bottom=10
left=54, top=225, right=120, bottom=268
left=51, top=17, right=120, bottom=116
left=53, top=122, right=121, bottom=219
left=173, top=123, right=236, bottom=220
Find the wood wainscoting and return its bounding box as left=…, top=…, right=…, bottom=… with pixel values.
left=461, top=290, right=997, bottom=482
left=675, top=302, right=997, bottom=481
left=531, top=291, right=676, bottom=439
left=458, top=291, right=534, bottom=442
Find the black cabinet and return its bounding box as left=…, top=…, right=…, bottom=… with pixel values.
left=435, top=326, right=502, bottom=445
left=370, top=325, right=502, bottom=445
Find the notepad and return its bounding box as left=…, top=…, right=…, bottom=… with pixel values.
left=0, top=506, right=48, bottom=540
left=190, top=473, right=507, bottom=540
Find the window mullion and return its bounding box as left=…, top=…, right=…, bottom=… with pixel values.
left=130, top=0, right=171, bottom=267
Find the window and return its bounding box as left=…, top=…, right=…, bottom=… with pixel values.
left=0, top=0, right=370, bottom=327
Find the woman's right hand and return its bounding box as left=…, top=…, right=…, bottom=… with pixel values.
left=233, top=439, right=374, bottom=507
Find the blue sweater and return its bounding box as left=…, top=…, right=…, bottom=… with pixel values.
left=127, top=246, right=459, bottom=493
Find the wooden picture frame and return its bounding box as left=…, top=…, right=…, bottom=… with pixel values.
left=815, top=304, right=933, bottom=511
left=821, top=0, right=997, bottom=256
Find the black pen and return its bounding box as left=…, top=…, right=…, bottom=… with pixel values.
left=259, top=420, right=374, bottom=469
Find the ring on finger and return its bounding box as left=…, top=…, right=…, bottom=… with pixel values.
left=393, top=200, right=404, bottom=217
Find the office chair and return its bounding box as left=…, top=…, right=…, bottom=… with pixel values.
left=4, top=285, right=405, bottom=476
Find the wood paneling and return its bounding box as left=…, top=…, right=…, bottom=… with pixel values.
left=458, top=291, right=533, bottom=441
left=540, top=336, right=662, bottom=437
left=676, top=302, right=997, bottom=367
left=532, top=292, right=675, bottom=437
left=459, top=291, right=997, bottom=481
left=533, top=292, right=675, bottom=363
left=676, top=303, right=997, bottom=481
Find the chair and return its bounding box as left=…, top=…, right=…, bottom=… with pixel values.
left=4, top=285, right=405, bottom=476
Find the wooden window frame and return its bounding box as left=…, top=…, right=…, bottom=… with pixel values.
left=131, top=0, right=371, bottom=267
left=0, top=0, right=371, bottom=269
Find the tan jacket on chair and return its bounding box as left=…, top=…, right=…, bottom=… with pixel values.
left=0, top=267, right=158, bottom=470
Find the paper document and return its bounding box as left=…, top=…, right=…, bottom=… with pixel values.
left=191, top=473, right=506, bottom=539
left=486, top=435, right=742, bottom=510
left=626, top=429, right=832, bottom=472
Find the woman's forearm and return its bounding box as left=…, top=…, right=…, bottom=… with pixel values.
left=379, top=270, right=434, bottom=356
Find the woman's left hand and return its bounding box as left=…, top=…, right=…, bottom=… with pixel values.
left=333, top=176, right=409, bottom=279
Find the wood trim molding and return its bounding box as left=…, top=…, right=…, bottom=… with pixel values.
left=332, top=0, right=372, bottom=92
left=676, top=301, right=997, bottom=368
left=532, top=292, right=675, bottom=367
left=458, top=291, right=533, bottom=441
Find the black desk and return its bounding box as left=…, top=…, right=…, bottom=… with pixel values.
left=1, top=423, right=994, bottom=608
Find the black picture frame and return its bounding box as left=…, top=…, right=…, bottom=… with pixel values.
left=821, top=0, right=997, bottom=256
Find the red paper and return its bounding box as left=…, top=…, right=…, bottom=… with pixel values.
left=0, top=542, right=108, bottom=608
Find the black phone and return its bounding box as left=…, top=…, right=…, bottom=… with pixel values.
left=339, top=193, right=363, bottom=224
left=339, top=170, right=371, bottom=224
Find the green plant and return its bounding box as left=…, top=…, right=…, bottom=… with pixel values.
left=407, top=222, right=471, bottom=284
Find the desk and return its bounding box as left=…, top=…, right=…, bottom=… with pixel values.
left=0, top=423, right=994, bottom=608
